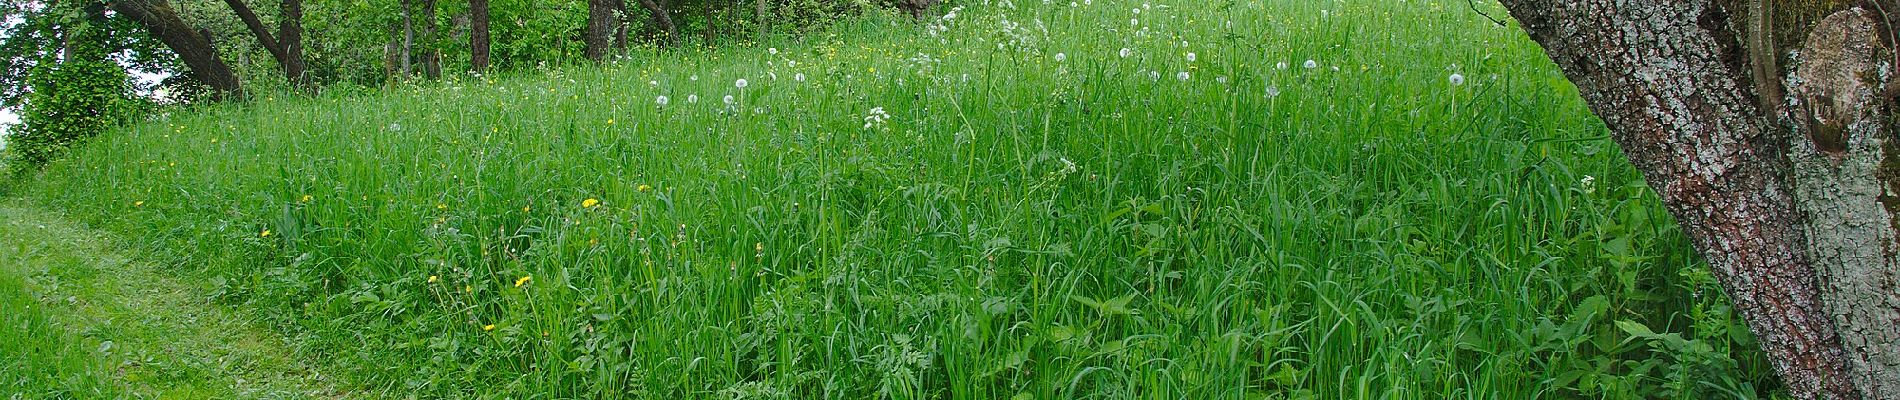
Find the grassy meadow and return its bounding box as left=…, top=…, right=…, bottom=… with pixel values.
left=9, top=0, right=1782, bottom=397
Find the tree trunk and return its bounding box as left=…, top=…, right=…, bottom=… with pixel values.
left=1495, top=1, right=1900, bottom=399
left=584, top=0, right=613, bottom=61
left=109, top=0, right=243, bottom=98
left=399, top=0, right=413, bottom=78
left=754, top=0, right=767, bottom=41
left=612, top=0, right=629, bottom=50
left=278, top=0, right=306, bottom=87
left=220, top=0, right=286, bottom=66
left=218, top=0, right=307, bottom=88
left=470, top=0, right=489, bottom=72
left=635, top=0, right=678, bottom=48
left=419, top=0, right=439, bottom=79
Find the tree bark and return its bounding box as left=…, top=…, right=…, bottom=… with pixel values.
left=470, top=0, right=489, bottom=72
left=584, top=0, right=613, bottom=61
left=399, top=0, right=413, bottom=77
left=277, top=0, right=306, bottom=87
left=218, top=0, right=307, bottom=88
left=754, top=0, right=767, bottom=41
left=109, top=0, right=243, bottom=98
left=220, top=0, right=286, bottom=66
left=635, top=0, right=678, bottom=48
left=419, top=0, right=439, bottom=79
left=612, top=0, right=629, bottom=50
left=1495, top=1, right=1900, bottom=398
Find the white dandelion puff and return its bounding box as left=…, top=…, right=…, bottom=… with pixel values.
left=1265, top=85, right=1280, bottom=98
left=1176, top=71, right=1190, bottom=81
left=724, top=95, right=736, bottom=105
left=1276, top=61, right=1288, bottom=70
left=735, top=79, right=749, bottom=88
left=687, top=94, right=700, bottom=103
left=1054, top=52, right=1066, bottom=62
left=1186, top=52, right=1196, bottom=62
left=1304, top=59, right=1318, bottom=69
left=656, top=95, right=670, bottom=106
left=1448, top=73, right=1466, bottom=86
left=1119, top=48, right=1133, bottom=58
left=794, top=73, right=806, bottom=82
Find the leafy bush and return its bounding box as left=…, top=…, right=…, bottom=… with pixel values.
left=3, top=2, right=132, bottom=176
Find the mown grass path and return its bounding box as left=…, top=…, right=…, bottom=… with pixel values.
left=0, top=201, right=363, bottom=399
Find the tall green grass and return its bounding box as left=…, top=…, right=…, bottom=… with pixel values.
left=18, top=0, right=1779, bottom=397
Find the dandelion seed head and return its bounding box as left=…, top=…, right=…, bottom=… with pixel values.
left=1304, top=59, right=1318, bottom=69
left=1448, top=73, right=1466, bottom=86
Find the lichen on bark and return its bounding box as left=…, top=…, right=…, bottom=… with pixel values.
left=1786, top=8, right=1900, bottom=398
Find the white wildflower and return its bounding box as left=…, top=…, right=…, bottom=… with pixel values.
left=1186, top=52, right=1196, bottom=62
left=724, top=95, right=736, bottom=105
left=735, top=79, right=749, bottom=88
left=656, top=95, right=669, bottom=106
left=1276, top=61, right=1288, bottom=70
left=1304, top=59, right=1318, bottom=69
left=863, top=107, right=892, bottom=129
left=1054, top=52, right=1066, bottom=62
left=794, top=73, right=806, bottom=82
left=687, top=94, right=700, bottom=103
left=1119, top=48, right=1133, bottom=58
left=1265, top=85, right=1280, bottom=98
left=1176, top=71, right=1190, bottom=81
left=1448, top=73, right=1466, bottom=86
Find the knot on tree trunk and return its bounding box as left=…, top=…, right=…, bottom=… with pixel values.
left=1789, top=8, right=1885, bottom=156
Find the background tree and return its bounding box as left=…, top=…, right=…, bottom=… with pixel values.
left=110, top=0, right=243, bottom=97
left=1495, top=1, right=1899, bottom=398
left=6, top=0, right=132, bottom=173
left=469, top=0, right=488, bottom=72
left=220, top=0, right=306, bottom=88
left=583, top=0, right=613, bottom=61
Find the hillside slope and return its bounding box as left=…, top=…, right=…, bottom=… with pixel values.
left=13, top=0, right=1780, bottom=397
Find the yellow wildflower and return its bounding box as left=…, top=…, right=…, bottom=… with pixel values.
left=522, top=205, right=532, bottom=212
left=428, top=275, right=439, bottom=283
left=300, top=194, right=313, bottom=203
left=582, top=198, right=601, bottom=208
left=133, top=201, right=145, bottom=207
left=515, top=275, right=532, bottom=287
left=482, top=324, right=496, bottom=332
left=636, top=184, right=652, bottom=193
left=607, top=118, right=615, bottom=125
left=260, top=229, right=272, bottom=238
left=436, top=203, right=448, bottom=210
